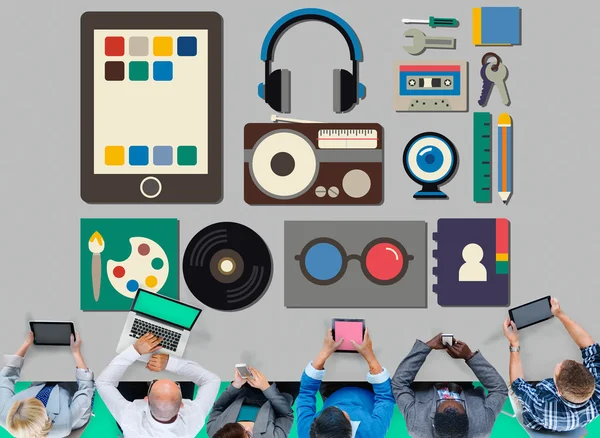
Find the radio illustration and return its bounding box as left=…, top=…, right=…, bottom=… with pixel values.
left=244, top=118, right=383, bottom=205
left=393, top=60, right=468, bottom=112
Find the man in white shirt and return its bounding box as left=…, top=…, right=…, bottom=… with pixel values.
left=96, top=333, right=221, bottom=438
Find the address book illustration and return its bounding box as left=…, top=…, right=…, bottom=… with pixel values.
left=80, top=12, right=223, bottom=203
left=433, top=218, right=510, bottom=307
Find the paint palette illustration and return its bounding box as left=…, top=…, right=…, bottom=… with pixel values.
left=107, top=237, right=169, bottom=299
left=285, top=221, right=427, bottom=308
left=432, top=218, right=510, bottom=306
left=80, top=218, right=179, bottom=311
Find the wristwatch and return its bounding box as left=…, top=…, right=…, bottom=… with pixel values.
left=509, top=345, right=520, bottom=353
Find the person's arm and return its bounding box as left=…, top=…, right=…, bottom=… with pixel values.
left=502, top=318, right=524, bottom=383
left=69, top=367, right=95, bottom=429
left=162, top=355, right=221, bottom=423
left=0, top=333, right=33, bottom=413
left=391, top=336, right=439, bottom=429
left=552, top=298, right=595, bottom=349
left=96, top=333, right=162, bottom=425
left=296, top=329, right=342, bottom=437
left=262, top=384, right=294, bottom=437
left=463, top=350, right=508, bottom=423
left=68, top=332, right=95, bottom=429
left=367, top=369, right=396, bottom=437
left=95, top=346, right=140, bottom=425
left=244, top=367, right=294, bottom=436
left=206, top=383, right=244, bottom=436
left=296, top=363, right=324, bottom=438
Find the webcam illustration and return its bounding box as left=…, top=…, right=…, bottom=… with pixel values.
left=403, top=132, right=458, bottom=199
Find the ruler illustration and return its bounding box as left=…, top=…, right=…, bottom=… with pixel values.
left=473, top=112, right=492, bottom=203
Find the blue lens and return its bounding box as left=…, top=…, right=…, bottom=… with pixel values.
left=416, top=146, right=443, bottom=173
left=304, top=243, right=343, bottom=281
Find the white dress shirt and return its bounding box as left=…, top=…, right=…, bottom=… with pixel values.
left=96, top=345, right=221, bottom=438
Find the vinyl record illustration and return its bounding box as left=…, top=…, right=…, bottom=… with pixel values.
left=183, top=222, right=272, bottom=311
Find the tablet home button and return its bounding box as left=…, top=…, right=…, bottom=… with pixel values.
left=140, top=177, right=162, bottom=199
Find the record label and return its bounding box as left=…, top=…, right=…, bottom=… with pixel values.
left=183, top=222, right=272, bottom=311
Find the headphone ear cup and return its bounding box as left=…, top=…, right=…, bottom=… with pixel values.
left=265, top=69, right=291, bottom=113
left=333, top=69, right=357, bottom=113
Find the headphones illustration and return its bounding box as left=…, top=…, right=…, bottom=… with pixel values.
left=258, top=8, right=366, bottom=114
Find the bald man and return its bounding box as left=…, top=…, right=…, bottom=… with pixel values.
left=97, top=333, right=221, bottom=437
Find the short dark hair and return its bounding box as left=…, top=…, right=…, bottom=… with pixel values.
left=557, top=360, right=596, bottom=403
left=310, top=406, right=352, bottom=438
left=213, top=423, right=247, bottom=438
left=433, top=408, right=469, bottom=438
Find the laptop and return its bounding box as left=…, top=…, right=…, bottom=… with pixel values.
left=116, top=289, right=202, bottom=357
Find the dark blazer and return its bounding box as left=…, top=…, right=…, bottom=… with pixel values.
left=206, top=384, right=294, bottom=438
left=392, top=340, right=508, bottom=438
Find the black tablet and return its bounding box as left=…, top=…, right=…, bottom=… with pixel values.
left=509, top=296, right=553, bottom=330
left=332, top=318, right=366, bottom=353
left=80, top=12, right=223, bottom=203
left=29, top=321, right=75, bottom=346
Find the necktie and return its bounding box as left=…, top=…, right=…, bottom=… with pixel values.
left=35, top=384, right=55, bottom=407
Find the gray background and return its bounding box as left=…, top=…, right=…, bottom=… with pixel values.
left=1, top=0, right=598, bottom=382
left=284, top=221, right=427, bottom=308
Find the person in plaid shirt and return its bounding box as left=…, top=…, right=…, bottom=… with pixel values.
left=502, top=297, right=600, bottom=432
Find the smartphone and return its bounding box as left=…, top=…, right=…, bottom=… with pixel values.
left=235, top=363, right=253, bottom=379
left=442, top=334, right=454, bottom=347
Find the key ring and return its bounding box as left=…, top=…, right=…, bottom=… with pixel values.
left=481, top=52, right=501, bottom=72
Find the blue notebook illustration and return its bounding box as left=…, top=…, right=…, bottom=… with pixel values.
left=473, top=7, right=521, bottom=46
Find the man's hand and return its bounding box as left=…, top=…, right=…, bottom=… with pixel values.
left=134, top=333, right=163, bottom=355
left=322, top=329, right=344, bottom=356
left=351, top=328, right=383, bottom=374
left=16, top=331, right=35, bottom=358
left=70, top=332, right=82, bottom=355
left=232, top=368, right=246, bottom=389
left=247, top=367, right=270, bottom=391
left=351, top=328, right=374, bottom=360
left=425, top=333, right=446, bottom=350
left=146, top=354, right=169, bottom=372
left=313, top=329, right=344, bottom=370
left=502, top=317, right=520, bottom=347
left=551, top=297, right=563, bottom=317
left=24, top=331, right=34, bottom=348
left=446, top=341, right=475, bottom=361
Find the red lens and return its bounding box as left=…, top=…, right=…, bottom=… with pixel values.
left=365, top=242, right=404, bottom=281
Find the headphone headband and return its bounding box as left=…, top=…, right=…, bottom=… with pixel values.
left=260, top=8, right=363, bottom=62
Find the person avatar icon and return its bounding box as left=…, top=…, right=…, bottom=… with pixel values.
left=459, top=243, right=487, bottom=282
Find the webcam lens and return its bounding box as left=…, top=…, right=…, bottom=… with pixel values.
left=304, top=242, right=343, bottom=281
left=365, top=242, right=405, bottom=281
left=416, top=146, right=444, bottom=174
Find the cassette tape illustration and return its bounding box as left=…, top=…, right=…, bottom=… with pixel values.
left=393, top=60, right=468, bottom=112
left=244, top=122, right=383, bottom=205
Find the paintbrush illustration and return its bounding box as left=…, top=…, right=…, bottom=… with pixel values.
left=88, top=232, right=104, bottom=302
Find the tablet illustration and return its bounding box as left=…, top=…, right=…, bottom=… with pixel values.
left=80, top=12, right=223, bottom=203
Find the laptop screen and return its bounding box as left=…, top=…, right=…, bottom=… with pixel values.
left=133, top=290, right=201, bottom=330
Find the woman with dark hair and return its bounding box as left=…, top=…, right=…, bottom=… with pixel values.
left=207, top=366, right=296, bottom=438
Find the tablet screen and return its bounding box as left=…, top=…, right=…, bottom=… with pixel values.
left=334, top=320, right=364, bottom=351
left=94, top=29, right=209, bottom=176
left=511, top=298, right=552, bottom=329
left=31, top=322, right=73, bottom=345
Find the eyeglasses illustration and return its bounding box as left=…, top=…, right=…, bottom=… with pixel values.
left=294, top=237, right=414, bottom=286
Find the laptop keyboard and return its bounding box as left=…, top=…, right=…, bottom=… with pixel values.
left=129, top=319, right=182, bottom=352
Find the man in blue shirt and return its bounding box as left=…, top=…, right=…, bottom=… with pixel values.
left=296, top=328, right=395, bottom=438
left=503, top=297, right=600, bottom=432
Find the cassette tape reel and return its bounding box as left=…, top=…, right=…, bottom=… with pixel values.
left=244, top=123, right=383, bottom=205
left=393, top=60, right=468, bottom=112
